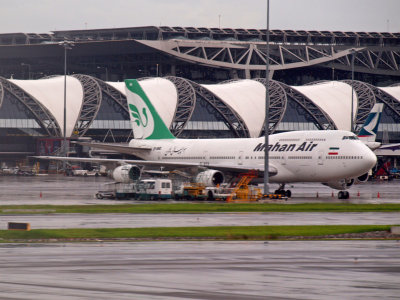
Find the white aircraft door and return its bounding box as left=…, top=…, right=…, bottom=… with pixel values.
left=281, top=154, right=286, bottom=165
left=318, top=150, right=324, bottom=165
left=238, top=151, right=244, bottom=165
left=202, top=150, right=209, bottom=166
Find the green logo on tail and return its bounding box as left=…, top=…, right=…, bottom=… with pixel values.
left=129, top=104, right=148, bottom=127
left=125, top=79, right=176, bottom=140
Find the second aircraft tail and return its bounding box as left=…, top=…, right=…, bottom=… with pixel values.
left=358, top=103, right=384, bottom=150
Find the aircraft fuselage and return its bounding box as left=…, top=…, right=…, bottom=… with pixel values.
left=129, top=130, right=377, bottom=183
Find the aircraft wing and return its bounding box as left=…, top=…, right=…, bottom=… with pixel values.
left=32, top=156, right=278, bottom=177
left=76, top=141, right=152, bottom=155
left=378, top=143, right=400, bottom=151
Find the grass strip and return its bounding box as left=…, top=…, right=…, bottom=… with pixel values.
left=1, top=203, right=400, bottom=214
left=0, top=225, right=392, bottom=242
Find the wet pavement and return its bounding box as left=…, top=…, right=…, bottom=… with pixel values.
left=0, top=174, right=399, bottom=205
left=0, top=240, right=399, bottom=299
left=0, top=175, right=115, bottom=205
left=1, top=212, right=400, bottom=229
left=1, top=176, right=399, bottom=299
left=1, top=175, right=399, bottom=230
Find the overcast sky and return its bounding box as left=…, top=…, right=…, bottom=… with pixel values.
left=0, top=0, right=399, bottom=34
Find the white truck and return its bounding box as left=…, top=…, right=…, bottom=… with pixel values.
left=136, top=179, right=172, bottom=200
left=96, top=183, right=137, bottom=200
left=95, top=178, right=172, bottom=200
left=72, top=169, right=100, bottom=177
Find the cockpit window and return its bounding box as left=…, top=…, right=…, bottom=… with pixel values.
left=342, top=136, right=359, bottom=140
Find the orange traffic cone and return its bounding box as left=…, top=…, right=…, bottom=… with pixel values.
left=377, top=192, right=380, bottom=198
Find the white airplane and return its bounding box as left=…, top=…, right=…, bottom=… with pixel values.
left=35, top=79, right=378, bottom=199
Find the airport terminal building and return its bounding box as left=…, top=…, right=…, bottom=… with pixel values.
left=0, top=26, right=399, bottom=164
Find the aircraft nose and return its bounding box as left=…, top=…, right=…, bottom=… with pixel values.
left=365, top=147, right=377, bottom=169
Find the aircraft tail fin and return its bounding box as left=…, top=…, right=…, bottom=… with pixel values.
left=125, top=79, right=175, bottom=140
left=358, top=103, right=383, bottom=150
left=358, top=103, right=383, bottom=141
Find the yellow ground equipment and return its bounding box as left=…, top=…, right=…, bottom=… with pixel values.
left=179, top=183, right=207, bottom=200
left=226, top=171, right=262, bottom=202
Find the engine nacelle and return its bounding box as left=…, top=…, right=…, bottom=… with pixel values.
left=195, top=170, right=224, bottom=186
left=355, top=172, right=369, bottom=184
left=112, top=165, right=141, bottom=183
left=323, top=178, right=354, bottom=190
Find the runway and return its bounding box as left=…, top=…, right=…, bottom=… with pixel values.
left=0, top=240, right=399, bottom=299
left=1, top=212, right=400, bottom=229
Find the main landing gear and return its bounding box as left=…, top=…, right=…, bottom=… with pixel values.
left=338, top=190, right=350, bottom=199
left=274, top=184, right=292, bottom=198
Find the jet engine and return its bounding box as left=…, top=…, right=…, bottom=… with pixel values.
left=355, top=172, right=369, bottom=184
left=195, top=170, right=224, bottom=186
left=112, top=165, right=141, bottom=183
left=323, top=178, right=354, bottom=190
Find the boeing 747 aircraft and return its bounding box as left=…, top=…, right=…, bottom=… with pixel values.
left=35, top=79, right=378, bottom=199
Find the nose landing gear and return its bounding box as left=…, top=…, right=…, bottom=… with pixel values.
left=338, top=190, right=350, bottom=199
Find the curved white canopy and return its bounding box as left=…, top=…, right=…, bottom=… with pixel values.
left=5, top=76, right=396, bottom=139
left=10, top=76, right=83, bottom=137
left=203, top=80, right=266, bottom=137
left=293, top=81, right=357, bottom=131
left=106, top=81, right=125, bottom=95
left=379, top=86, right=400, bottom=102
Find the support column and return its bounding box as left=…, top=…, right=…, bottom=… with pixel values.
left=170, top=64, right=176, bottom=76
left=229, top=69, right=238, bottom=79
left=245, top=69, right=251, bottom=79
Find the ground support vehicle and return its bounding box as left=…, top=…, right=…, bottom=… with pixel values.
left=136, top=179, right=172, bottom=200
left=95, top=183, right=137, bottom=200
left=95, top=178, right=173, bottom=200
left=72, top=169, right=100, bottom=177
left=173, top=183, right=207, bottom=200
left=226, top=171, right=262, bottom=202
left=173, top=183, right=231, bottom=201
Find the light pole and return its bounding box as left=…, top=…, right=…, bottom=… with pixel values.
left=21, top=63, right=31, bottom=79
left=58, top=40, right=74, bottom=169
left=350, top=49, right=356, bottom=132
left=264, top=0, right=270, bottom=195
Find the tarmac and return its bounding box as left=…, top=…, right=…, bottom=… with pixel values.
left=1, top=175, right=400, bottom=299
left=0, top=240, right=399, bottom=299
left=0, top=174, right=399, bottom=205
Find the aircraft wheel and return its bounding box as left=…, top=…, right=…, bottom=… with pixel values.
left=338, top=191, right=349, bottom=199
left=285, top=190, right=292, bottom=198
left=96, top=193, right=103, bottom=199
left=207, top=191, right=214, bottom=201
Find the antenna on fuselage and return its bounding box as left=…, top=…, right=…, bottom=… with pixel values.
left=264, top=0, right=270, bottom=195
